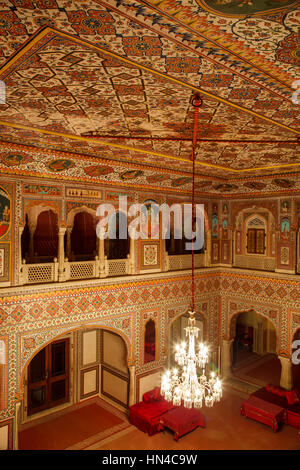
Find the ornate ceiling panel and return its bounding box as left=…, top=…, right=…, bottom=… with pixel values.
left=0, top=0, right=298, bottom=194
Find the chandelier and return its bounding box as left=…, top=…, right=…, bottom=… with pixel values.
left=160, top=94, right=222, bottom=409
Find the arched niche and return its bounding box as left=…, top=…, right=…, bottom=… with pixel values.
left=144, top=319, right=156, bottom=364
left=233, top=206, right=276, bottom=269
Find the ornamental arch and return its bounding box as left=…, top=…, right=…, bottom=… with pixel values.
left=18, top=322, right=133, bottom=400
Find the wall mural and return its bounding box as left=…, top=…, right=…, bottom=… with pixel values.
left=195, top=0, right=298, bottom=16
left=281, top=217, right=290, bottom=240
left=0, top=187, right=10, bottom=239
left=212, top=213, right=219, bottom=238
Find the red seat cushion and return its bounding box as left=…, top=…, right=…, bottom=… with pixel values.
left=285, top=390, right=299, bottom=405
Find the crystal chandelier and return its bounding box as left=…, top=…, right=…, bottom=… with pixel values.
left=161, top=311, right=222, bottom=408
left=161, top=94, right=222, bottom=409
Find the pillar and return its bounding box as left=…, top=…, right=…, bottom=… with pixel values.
left=98, top=236, right=106, bottom=278
left=279, top=356, right=293, bottom=390
left=128, top=229, right=136, bottom=275
left=58, top=227, right=66, bottom=282
left=28, top=221, right=37, bottom=260
left=297, top=229, right=300, bottom=274
left=66, top=226, right=72, bottom=260
left=128, top=365, right=136, bottom=407
left=18, top=225, right=24, bottom=285
left=205, top=229, right=211, bottom=267
left=14, top=401, right=22, bottom=450
left=221, top=339, right=233, bottom=379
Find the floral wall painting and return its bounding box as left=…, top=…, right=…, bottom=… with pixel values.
left=222, top=219, right=228, bottom=238
left=273, top=179, right=295, bottom=189
left=195, top=0, right=297, bottom=17
left=47, top=159, right=74, bottom=172
left=212, top=214, right=219, bottom=238
left=0, top=187, right=10, bottom=239
left=281, top=218, right=290, bottom=240
left=141, top=200, right=160, bottom=240
left=120, top=170, right=143, bottom=180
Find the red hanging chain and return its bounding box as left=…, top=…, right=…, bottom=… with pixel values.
left=191, top=94, right=203, bottom=313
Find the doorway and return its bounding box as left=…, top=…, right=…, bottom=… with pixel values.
left=27, top=338, right=70, bottom=416
left=231, top=311, right=281, bottom=386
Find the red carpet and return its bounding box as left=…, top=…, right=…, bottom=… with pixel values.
left=246, top=356, right=281, bottom=385
left=19, top=401, right=126, bottom=450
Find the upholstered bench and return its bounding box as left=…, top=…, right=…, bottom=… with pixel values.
left=129, top=387, right=175, bottom=436
left=241, top=395, right=287, bottom=432
left=251, top=385, right=300, bottom=428
left=159, top=406, right=206, bottom=440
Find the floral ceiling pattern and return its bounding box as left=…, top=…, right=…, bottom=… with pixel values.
left=0, top=0, right=298, bottom=194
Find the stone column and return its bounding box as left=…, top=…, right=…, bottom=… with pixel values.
left=14, top=400, right=22, bottom=450
left=28, top=221, right=37, bottom=261
left=58, top=227, right=66, bottom=282
left=128, top=365, right=136, bottom=407
left=66, top=226, right=72, bottom=260
left=205, top=229, right=211, bottom=267
left=221, top=339, right=233, bottom=379
left=18, top=225, right=25, bottom=285
left=279, top=356, right=293, bottom=390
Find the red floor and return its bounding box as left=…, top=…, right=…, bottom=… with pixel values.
left=17, top=387, right=300, bottom=451
left=18, top=399, right=127, bottom=450
left=94, top=388, right=300, bottom=451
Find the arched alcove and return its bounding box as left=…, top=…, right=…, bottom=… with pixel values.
left=144, top=319, right=156, bottom=364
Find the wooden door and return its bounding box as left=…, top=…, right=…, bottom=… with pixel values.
left=27, top=338, right=69, bottom=416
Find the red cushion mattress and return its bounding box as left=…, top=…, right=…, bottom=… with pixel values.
left=251, top=388, right=300, bottom=428
left=129, top=399, right=174, bottom=436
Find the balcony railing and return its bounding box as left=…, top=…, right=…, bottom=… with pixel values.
left=167, top=253, right=205, bottom=271
left=18, top=252, right=208, bottom=285
left=234, top=255, right=275, bottom=272
left=19, top=260, right=59, bottom=285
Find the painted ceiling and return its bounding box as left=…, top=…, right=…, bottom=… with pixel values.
left=0, top=0, right=298, bottom=196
